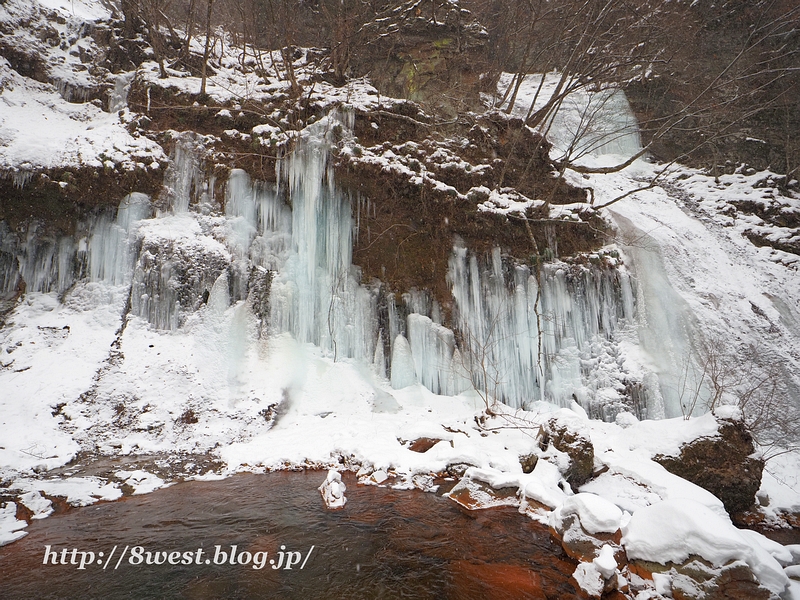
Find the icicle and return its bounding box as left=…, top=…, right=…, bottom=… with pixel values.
left=373, top=331, right=387, bottom=379
left=88, top=193, right=150, bottom=285
left=162, top=132, right=206, bottom=214
left=109, top=72, right=135, bottom=113
left=390, top=334, right=416, bottom=389
left=406, top=313, right=458, bottom=395
left=0, top=224, right=78, bottom=296
left=448, top=244, right=637, bottom=409
left=268, top=108, right=377, bottom=362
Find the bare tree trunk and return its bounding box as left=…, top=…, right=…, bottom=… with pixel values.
left=182, top=0, right=197, bottom=63
left=200, top=0, right=215, bottom=96
left=121, top=0, right=138, bottom=39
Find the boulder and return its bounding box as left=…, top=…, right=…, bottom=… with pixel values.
left=654, top=417, right=764, bottom=515
left=540, top=417, right=594, bottom=491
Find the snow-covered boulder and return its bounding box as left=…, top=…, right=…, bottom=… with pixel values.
left=318, top=469, right=347, bottom=509
left=622, top=499, right=788, bottom=598
left=541, top=412, right=594, bottom=490
left=653, top=412, right=764, bottom=515
left=550, top=492, right=624, bottom=563
left=552, top=492, right=624, bottom=535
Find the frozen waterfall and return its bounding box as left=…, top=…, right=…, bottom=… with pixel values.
left=268, top=111, right=379, bottom=362
left=0, top=106, right=673, bottom=418
left=497, top=72, right=643, bottom=162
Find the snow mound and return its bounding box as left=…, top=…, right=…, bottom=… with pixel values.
left=622, top=499, right=789, bottom=595
left=552, top=492, right=624, bottom=535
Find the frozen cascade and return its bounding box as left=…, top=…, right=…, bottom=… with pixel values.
left=108, top=71, right=136, bottom=113
left=560, top=88, right=642, bottom=159
left=0, top=226, right=77, bottom=296
left=0, top=105, right=661, bottom=418
left=443, top=245, right=637, bottom=409
left=499, top=73, right=642, bottom=162
left=0, top=194, right=150, bottom=299
left=383, top=243, right=639, bottom=412
left=88, top=193, right=151, bottom=285
left=161, top=132, right=211, bottom=214
left=268, top=111, right=379, bottom=363
left=611, top=211, right=699, bottom=419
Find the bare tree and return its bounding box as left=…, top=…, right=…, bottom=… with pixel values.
left=199, top=0, right=215, bottom=95
left=677, top=334, right=800, bottom=460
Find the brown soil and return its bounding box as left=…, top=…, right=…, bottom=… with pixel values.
left=0, top=165, right=163, bottom=234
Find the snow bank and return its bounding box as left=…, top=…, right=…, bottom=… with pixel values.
left=12, top=476, right=122, bottom=507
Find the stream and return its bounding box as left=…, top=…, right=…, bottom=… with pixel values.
left=0, top=471, right=581, bottom=599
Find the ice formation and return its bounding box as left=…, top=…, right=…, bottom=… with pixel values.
left=0, top=100, right=690, bottom=417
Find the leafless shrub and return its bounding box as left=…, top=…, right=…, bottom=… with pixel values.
left=680, top=334, right=800, bottom=460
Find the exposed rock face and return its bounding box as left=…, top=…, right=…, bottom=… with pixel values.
left=654, top=417, right=764, bottom=515
left=540, top=417, right=594, bottom=491
left=351, top=9, right=490, bottom=118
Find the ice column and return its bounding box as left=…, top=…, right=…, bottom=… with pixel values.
left=269, top=111, right=379, bottom=363
left=445, top=245, right=637, bottom=408
left=162, top=132, right=208, bottom=214
left=88, top=193, right=151, bottom=285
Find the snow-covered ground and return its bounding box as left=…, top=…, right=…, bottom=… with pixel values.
left=1, top=1, right=800, bottom=598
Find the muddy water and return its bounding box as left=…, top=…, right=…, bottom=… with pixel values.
left=0, top=472, right=580, bottom=599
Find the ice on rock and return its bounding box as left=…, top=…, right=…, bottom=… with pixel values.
left=88, top=192, right=151, bottom=285
left=318, top=469, right=347, bottom=509
left=0, top=224, right=78, bottom=296
left=109, top=71, right=136, bottom=113
left=407, top=313, right=469, bottom=396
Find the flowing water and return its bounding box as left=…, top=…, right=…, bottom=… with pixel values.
left=0, top=472, right=580, bottom=599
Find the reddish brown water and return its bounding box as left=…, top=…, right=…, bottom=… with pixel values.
left=0, top=471, right=581, bottom=599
